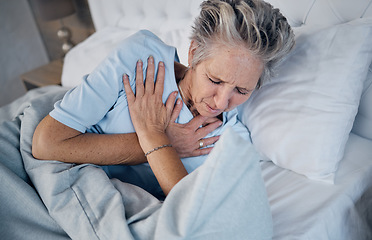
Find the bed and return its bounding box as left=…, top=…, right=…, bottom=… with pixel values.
left=1, top=0, right=372, bottom=239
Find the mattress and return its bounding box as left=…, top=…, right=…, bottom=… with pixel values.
left=264, top=133, right=372, bottom=239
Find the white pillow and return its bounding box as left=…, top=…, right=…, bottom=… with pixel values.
left=239, top=18, right=372, bottom=183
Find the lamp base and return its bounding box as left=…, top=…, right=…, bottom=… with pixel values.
left=57, top=25, right=74, bottom=55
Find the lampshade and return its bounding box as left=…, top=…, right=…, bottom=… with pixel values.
left=33, top=0, right=76, bottom=21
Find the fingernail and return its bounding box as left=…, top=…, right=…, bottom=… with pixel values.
left=159, top=61, right=164, bottom=67
left=148, top=55, right=154, bottom=64
left=177, top=98, right=182, bottom=104
left=137, top=59, right=143, bottom=66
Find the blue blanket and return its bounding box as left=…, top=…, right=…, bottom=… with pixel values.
left=0, top=86, right=272, bottom=240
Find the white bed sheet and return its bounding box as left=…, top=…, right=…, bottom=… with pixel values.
left=264, top=132, right=372, bottom=239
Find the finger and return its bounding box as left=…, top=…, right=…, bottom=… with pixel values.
left=196, top=120, right=223, bottom=139
left=165, top=91, right=179, bottom=114
left=135, top=59, right=144, bottom=97
left=187, top=115, right=208, bottom=131
left=190, top=147, right=213, bottom=157
left=145, top=56, right=155, bottom=93
left=154, top=61, right=165, bottom=96
left=170, top=98, right=183, bottom=122
left=123, top=74, right=135, bottom=103
left=199, top=135, right=220, bottom=147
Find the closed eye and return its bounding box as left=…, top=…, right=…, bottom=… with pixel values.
left=236, top=87, right=250, bottom=95
left=209, top=78, right=221, bottom=85
left=210, top=76, right=250, bottom=95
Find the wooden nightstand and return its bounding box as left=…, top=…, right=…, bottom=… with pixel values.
left=21, top=59, right=63, bottom=90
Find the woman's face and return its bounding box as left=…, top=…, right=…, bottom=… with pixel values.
left=184, top=43, right=264, bottom=118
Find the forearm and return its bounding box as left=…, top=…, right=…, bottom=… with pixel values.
left=49, top=133, right=145, bottom=165
left=142, top=133, right=188, bottom=196
left=32, top=115, right=146, bottom=165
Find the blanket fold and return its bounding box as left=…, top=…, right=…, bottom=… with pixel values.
left=1, top=86, right=272, bottom=240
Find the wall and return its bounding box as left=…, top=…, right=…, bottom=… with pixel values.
left=0, top=0, right=48, bottom=107
left=0, top=0, right=95, bottom=107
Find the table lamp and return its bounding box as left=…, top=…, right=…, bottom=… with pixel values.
left=33, top=0, right=76, bottom=55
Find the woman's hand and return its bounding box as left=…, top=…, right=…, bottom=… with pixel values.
left=166, top=106, right=222, bottom=157
left=123, top=56, right=188, bottom=195
left=123, top=56, right=178, bottom=153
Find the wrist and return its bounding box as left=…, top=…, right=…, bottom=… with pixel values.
left=138, top=132, right=171, bottom=154
left=145, top=144, right=172, bottom=157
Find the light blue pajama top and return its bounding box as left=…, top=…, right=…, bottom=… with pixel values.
left=50, top=30, right=250, bottom=198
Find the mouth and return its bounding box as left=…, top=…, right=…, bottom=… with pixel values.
left=205, top=102, right=221, bottom=115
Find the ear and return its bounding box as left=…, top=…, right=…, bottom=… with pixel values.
left=188, top=40, right=198, bottom=67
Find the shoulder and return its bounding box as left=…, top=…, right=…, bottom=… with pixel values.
left=117, top=30, right=168, bottom=51
left=122, top=30, right=158, bottom=43
left=106, top=30, right=176, bottom=65
left=136, top=30, right=163, bottom=42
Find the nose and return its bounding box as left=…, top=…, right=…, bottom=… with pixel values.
left=214, top=87, right=231, bottom=110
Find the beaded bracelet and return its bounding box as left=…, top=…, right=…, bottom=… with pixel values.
left=145, top=144, right=172, bottom=157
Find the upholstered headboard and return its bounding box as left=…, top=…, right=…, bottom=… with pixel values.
left=87, top=0, right=372, bottom=31
left=87, top=0, right=201, bottom=32
left=65, top=0, right=372, bottom=87
left=266, top=0, right=372, bottom=26
left=64, top=0, right=372, bottom=87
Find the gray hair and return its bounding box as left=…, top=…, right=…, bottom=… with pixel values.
left=190, top=0, right=295, bottom=88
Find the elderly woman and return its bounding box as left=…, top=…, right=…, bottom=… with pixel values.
left=33, top=0, right=294, bottom=198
